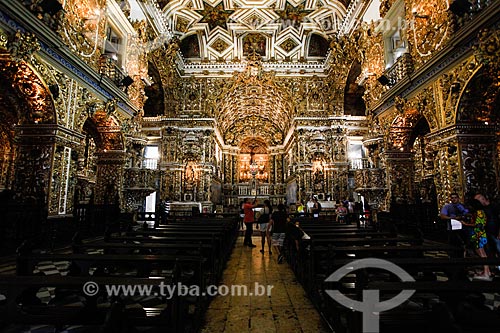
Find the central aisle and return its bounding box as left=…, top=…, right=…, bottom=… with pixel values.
left=201, top=236, right=332, bottom=333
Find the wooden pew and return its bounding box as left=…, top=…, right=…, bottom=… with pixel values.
left=123, top=226, right=236, bottom=274
left=0, top=274, right=183, bottom=331
left=16, top=253, right=205, bottom=282
left=330, top=257, right=500, bottom=282
left=306, top=251, right=500, bottom=333
left=110, top=233, right=226, bottom=280
left=307, top=236, right=423, bottom=246
left=163, top=213, right=238, bottom=224
left=338, top=280, right=500, bottom=333
left=72, top=238, right=223, bottom=282
left=301, top=231, right=396, bottom=238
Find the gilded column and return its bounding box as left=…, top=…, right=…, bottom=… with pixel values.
left=13, top=125, right=55, bottom=207
left=94, top=151, right=127, bottom=207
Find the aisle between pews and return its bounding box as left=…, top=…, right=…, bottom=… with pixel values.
left=200, top=236, right=332, bottom=333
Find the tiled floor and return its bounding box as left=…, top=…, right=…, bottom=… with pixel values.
left=200, top=236, right=332, bottom=333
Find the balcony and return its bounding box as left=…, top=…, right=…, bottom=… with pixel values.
left=98, top=55, right=133, bottom=89
left=124, top=168, right=158, bottom=191
left=142, top=158, right=158, bottom=170
left=353, top=168, right=386, bottom=191
left=379, top=53, right=414, bottom=87
left=349, top=158, right=374, bottom=170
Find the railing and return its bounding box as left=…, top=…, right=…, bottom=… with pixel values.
left=382, top=53, right=414, bottom=87
left=124, top=168, right=157, bottom=189
left=238, top=185, right=269, bottom=196
left=142, top=158, right=158, bottom=170
left=349, top=158, right=374, bottom=170
left=453, top=0, right=495, bottom=30
left=98, top=55, right=127, bottom=87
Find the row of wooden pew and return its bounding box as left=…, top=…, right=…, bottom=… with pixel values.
left=0, top=215, right=239, bottom=332
left=286, top=221, right=500, bottom=333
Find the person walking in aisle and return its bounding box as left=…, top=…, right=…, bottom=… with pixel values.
left=267, top=203, right=288, bottom=263
left=258, top=200, right=273, bottom=254
left=243, top=198, right=258, bottom=247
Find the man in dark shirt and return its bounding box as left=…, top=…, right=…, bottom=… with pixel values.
left=440, top=193, right=469, bottom=221
left=440, top=193, right=469, bottom=255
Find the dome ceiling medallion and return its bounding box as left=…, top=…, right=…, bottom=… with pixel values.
left=164, top=0, right=348, bottom=62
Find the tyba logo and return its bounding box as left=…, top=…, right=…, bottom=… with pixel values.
left=325, top=258, right=415, bottom=333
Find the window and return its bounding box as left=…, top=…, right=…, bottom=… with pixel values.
left=348, top=143, right=368, bottom=169
left=143, top=146, right=159, bottom=169
left=104, top=25, right=123, bottom=66
left=102, top=0, right=137, bottom=70
left=379, top=0, right=408, bottom=68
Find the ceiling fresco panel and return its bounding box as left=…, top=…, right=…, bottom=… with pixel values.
left=162, top=0, right=347, bottom=62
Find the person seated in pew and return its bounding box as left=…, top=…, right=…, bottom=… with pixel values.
left=286, top=219, right=304, bottom=253
left=461, top=199, right=492, bottom=280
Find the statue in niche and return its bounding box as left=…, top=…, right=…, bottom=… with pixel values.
left=313, top=169, right=324, bottom=192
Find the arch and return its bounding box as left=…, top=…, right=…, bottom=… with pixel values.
left=217, top=72, right=293, bottom=147
left=408, top=117, right=431, bottom=148
left=308, top=33, right=329, bottom=57
left=82, top=117, right=104, bottom=151
left=180, top=34, right=201, bottom=59
left=0, top=60, right=57, bottom=125
left=343, top=61, right=366, bottom=116
left=388, top=109, right=423, bottom=152
left=0, top=72, right=24, bottom=190
left=240, top=137, right=268, bottom=154
left=89, top=111, right=125, bottom=151
left=143, top=62, right=165, bottom=117
left=456, top=66, right=500, bottom=123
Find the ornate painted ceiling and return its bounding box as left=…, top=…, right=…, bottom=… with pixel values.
left=143, top=0, right=359, bottom=148
left=217, top=56, right=293, bottom=146
left=162, top=0, right=349, bottom=63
